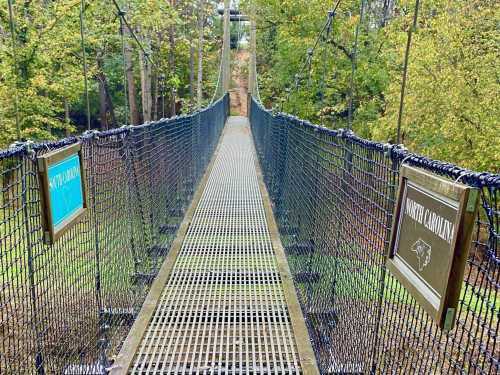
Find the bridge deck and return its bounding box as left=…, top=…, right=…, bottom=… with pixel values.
left=111, top=117, right=318, bottom=374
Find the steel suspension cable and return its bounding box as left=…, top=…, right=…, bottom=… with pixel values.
left=110, top=0, right=160, bottom=71
left=282, top=15, right=333, bottom=110
left=282, top=0, right=342, bottom=111
left=396, top=0, right=421, bottom=144
left=253, top=60, right=262, bottom=103
left=289, top=16, right=332, bottom=91
left=319, top=11, right=334, bottom=122
left=119, top=15, right=130, bottom=125
left=111, top=0, right=178, bottom=121
left=249, top=9, right=261, bottom=103
left=348, top=0, right=366, bottom=130
left=235, top=1, right=242, bottom=54
left=210, top=48, right=225, bottom=104
left=296, top=5, right=339, bottom=78
left=79, top=0, right=92, bottom=130
left=7, top=0, right=21, bottom=139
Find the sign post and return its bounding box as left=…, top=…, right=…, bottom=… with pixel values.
left=387, top=165, right=479, bottom=330
left=38, top=143, right=88, bottom=244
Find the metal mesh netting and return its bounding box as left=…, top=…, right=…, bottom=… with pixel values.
left=250, top=97, right=499, bottom=374
left=0, top=94, right=229, bottom=374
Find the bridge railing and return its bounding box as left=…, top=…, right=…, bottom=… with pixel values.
left=250, top=97, right=499, bottom=374
left=0, top=94, right=229, bottom=374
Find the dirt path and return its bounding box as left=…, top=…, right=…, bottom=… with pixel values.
left=230, top=49, right=249, bottom=116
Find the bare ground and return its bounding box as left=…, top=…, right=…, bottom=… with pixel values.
left=229, top=50, right=249, bottom=116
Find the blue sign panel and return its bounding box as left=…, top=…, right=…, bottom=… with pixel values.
left=47, top=153, right=84, bottom=229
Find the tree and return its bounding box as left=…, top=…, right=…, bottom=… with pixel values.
left=0, top=0, right=223, bottom=146
left=197, top=0, right=206, bottom=108
left=249, top=0, right=499, bottom=172
left=372, top=0, right=500, bottom=171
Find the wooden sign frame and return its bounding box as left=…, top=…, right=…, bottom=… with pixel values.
left=387, top=165, right=479, bottom=330
left=37, top=143, right=88, bottom=244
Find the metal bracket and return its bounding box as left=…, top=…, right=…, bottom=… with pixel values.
left=466, top=189, right=479, bottom=213
left=443, top=308, right=456, bottom=331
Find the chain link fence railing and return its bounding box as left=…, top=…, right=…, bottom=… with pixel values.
left=250, top=97, right=499, bottom=374
left=0, top=94, right=229, bottom=374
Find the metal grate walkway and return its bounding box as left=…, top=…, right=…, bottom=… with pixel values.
left=112, top=117, right=317, bottom=375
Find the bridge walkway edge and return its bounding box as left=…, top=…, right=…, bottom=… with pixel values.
left=109, top=116, right=319, bottom=375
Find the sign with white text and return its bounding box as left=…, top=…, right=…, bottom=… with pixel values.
left=38, top=143, right=87, bottom=244
left=387, top=165, right=479, bottom=330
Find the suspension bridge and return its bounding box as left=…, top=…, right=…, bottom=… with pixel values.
left=0, top=2, right=499, bottom=375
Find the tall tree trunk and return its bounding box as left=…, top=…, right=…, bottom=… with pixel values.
left=381, top=0, right=395, bottom=26
left=138, top=39, right=152, bottom=122
left=105, top=81, right=117, bottom=127
left=123, top=22, right=140, bottom=124
left=98, top=83, right=108, bottom=130
left=196, top=0, right=205, bottom=108
left=169, top=0, right=176, bottom=116
left=189, top=43, right=195, bottom=104
left=97, top=54, right=117, bottom=130
left=97, top=57, right=109, bottom=130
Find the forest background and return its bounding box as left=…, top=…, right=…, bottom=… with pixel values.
left=252, top=0, right=499, bottom=172
left=0, top=0, right=498, bottom=172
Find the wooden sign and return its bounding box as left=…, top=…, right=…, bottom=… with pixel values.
left=387, top=165, right=479, bottom=330
left=38, top=143, right=88, bottom=244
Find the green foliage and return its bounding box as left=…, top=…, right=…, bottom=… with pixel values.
left=372, top=1, right=500, bottom=171
left=0, top=0, right=222, bottom=146
left=251, top=0, right=499, bottom=172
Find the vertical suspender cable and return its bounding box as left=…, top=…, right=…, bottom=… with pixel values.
left=119, top=14, right=130, bottom=125
left=282, top=2, right=340, bottom=113
left=320, top=12, right=334, bottom=109
left=248, top=3, right=257, bottom=98
left=7, top=0, right=21, bottom=139
left=306, top=49, right=313, bottom=89
left=235, top=1, right=241, bottom=55
left=79, top=0, right=92, bottom=130
left=196, top=0, right=205, bottom=108
left=161, top=74, right=166, bottom=118
left=111, top=0, right=158, bottom=70
left=348, top=0, right=366, bottom=130
left=396, top=0, right=420, bottom=144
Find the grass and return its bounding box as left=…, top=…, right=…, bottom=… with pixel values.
left=286, top=252, right=499, bottom=324
left=3, top=197, right=498, bottom=325
left=1, top=176, right=498, bottom=373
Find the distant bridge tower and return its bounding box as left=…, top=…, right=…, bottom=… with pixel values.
left=222, top=0, right=231, bottom=93
left=248, top=4, right=257, bottom=97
